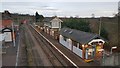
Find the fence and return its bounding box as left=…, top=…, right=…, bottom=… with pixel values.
left=101, top=53, right=120, bottom=66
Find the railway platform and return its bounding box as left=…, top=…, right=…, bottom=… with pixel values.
left=35, top=27, right=100, bottom=66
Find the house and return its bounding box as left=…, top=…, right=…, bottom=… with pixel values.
left=2, top=10, right=13, bottom=28
left=0, top=11, right=16, bottom=43
left=43, top=16, right=63, bottom=39
left=2, top=20, right=13, bottom=28
left=2, top=28, right=13, bottom=42
left=59, top=28, right=106, bottom=62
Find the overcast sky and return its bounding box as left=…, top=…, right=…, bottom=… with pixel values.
left=0, top=0, right=119, bottom=17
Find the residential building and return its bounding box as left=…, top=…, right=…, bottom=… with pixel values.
left=1, top=10, right=13, bottom=28
left=2, top=28, right=13, bottom=42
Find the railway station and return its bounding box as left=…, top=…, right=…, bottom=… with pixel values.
left=1, top=2, right=119, bottom=67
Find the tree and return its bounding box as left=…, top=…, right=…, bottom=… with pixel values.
left=35, top=12, right=39, bottom=22
left=35, top=12, right=44, bottom=22
left=62, top=18, right=91, bottom=32
left=39, top=15, right=44, bottom=22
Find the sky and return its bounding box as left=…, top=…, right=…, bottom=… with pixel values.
left=0, top=0, right=119, bottom=17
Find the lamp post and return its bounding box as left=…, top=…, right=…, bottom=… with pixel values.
left=12, top=22, right=16, bottom=47
left=110, top=46, right=117, bottom=54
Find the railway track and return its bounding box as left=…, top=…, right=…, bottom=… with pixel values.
left=25, top=32, right=43, bottom=66
left=26, top=24, right=73, bottom=67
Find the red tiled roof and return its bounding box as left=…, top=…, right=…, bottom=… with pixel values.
left=1, top=20, right=13, bottom=28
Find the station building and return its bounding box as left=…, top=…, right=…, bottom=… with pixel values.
left=43, top=16, right=63, bottom=40
left=59, top=28, right=106, bottom=62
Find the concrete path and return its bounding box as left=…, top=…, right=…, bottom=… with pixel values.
left=2, top=32, right=19, bottom=66
left=2, top=43, right=17, bottom=66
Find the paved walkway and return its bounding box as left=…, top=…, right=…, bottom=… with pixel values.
left=2, top=32, right=19, bottom=66
left=2, top=42, right=17, bottom=66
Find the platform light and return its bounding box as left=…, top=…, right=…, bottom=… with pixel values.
left=40, top=27, right=43, bottom=30
left=52, top=31, right=54, bottom=33
left=88, top=52, right=91, bottom=55
left=85, top=45, right=88, bottom=48
left=82, top=45, right=84, bottom=48
left=60, top=35, right=63, bottom=38
left=68, top=38, right=71, bottom=41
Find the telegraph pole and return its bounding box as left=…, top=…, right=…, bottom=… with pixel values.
left=99, top=17, right=102, bottom=36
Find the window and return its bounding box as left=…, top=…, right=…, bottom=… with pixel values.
left=72, top=40, right=77, bottom=47
left=79, top=44, right=82, bottom=49
left=69, top=31, right=73, bottom=34
left=63, top=36, right=67, bottom=41
left=64, top=30, right=67, bottom=32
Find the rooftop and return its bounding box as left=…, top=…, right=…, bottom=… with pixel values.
left=60, top=28, right=105, bottom=44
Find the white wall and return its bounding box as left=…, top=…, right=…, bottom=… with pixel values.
left=59, top=35, right=83, bottom=58
left=51, top=21, right=61, bottom=28
left=73, top=46, right=82, bottom=58
left=59, top=35, right=68, bottom=48
left=4, top=32, right=12, bottom=42
left=51, top=18, right=62, bottom=29
left=59, top=35, right=72, bottom=50
left=67, top=39, right=72, bottom=50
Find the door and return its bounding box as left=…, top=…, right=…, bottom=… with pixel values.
left=85, top=48, right=95, bottom=60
